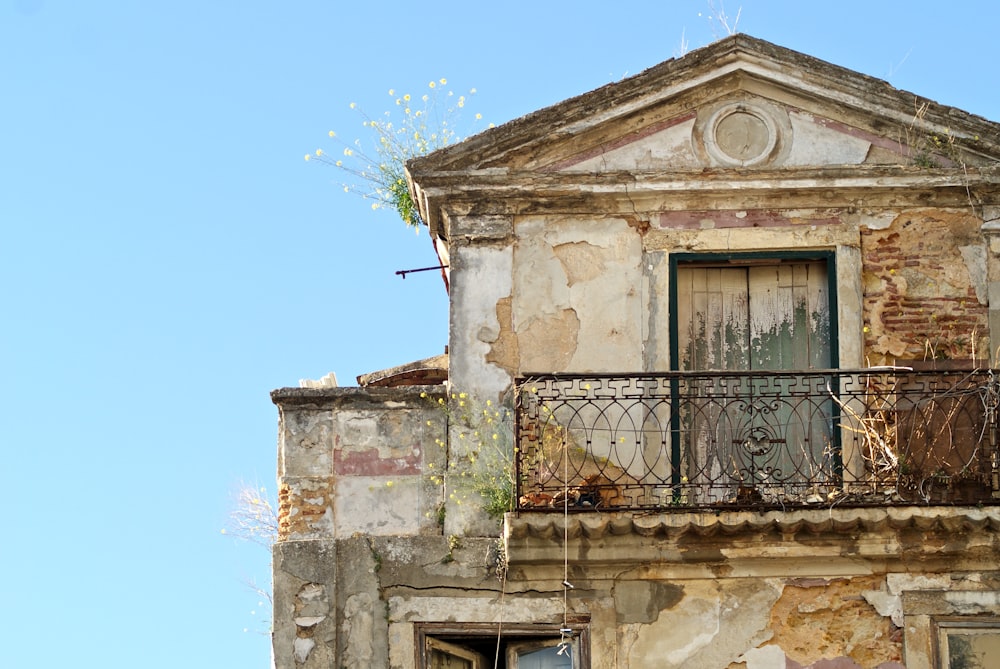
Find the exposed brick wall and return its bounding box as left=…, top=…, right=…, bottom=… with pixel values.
left=861, top=209, right=987, bottom=363
left=277, top=478, right=333, bottom=541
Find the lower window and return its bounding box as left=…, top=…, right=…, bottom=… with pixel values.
left=935, top=618, right=1000, bottom=669
left=418, top=623, right=587, bottom=669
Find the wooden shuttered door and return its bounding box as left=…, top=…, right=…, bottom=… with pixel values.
left=675, top=261, right=831, bottom=373
left=674, top=259, right=836, bottom=500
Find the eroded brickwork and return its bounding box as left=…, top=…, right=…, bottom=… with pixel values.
left=862, top=209, right=987, bottom=362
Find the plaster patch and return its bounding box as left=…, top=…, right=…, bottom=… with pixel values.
left=614, top=580, right=684, bottom=623
left=518, top=308, right=580, bottom=372
left=342, top=593, right=376, bottom=666
left=861, top=585, right=903, bottom=627
left=960, top=243, right=988, bottom=304
left=552, top=241, right=607, bottom=285
left=450, top=244, right=513, bottom=398
left=886, top=573, right=950, bottom=596
left=859, top=211, right=899, bottom=230
left=485, top=296, right=519, bottom=373
left=630, top=592, right=720, bottom=665
left=388, top=595, right=562, bottom=622
left=740, top=644, right=787, bottom=669
left=292, top=637, right=315, bottom=664
left=294, top=616, right=326, bottom=628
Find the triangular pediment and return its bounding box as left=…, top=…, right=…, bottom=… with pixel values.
left=409, top=35, right=1000, bottom=177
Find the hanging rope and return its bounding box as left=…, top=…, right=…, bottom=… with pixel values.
left=557, top=425, right=574, bottom=664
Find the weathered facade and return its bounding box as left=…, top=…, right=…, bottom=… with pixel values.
left=272, top=36, right=1000, bottom=668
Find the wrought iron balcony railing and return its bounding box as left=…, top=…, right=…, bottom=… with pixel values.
left=514, top=369, right=1000, bottom=512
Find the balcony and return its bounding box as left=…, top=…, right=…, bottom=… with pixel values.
left=514, top=369, right=1000, bottom=512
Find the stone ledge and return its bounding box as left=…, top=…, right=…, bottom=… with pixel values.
left=271, top=384, right=445, bottom=407
left=507, top=506, right=1000, bottom=540
left=504, top=506, right=1000, bottom=574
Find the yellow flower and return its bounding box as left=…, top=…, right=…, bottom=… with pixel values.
left=428, top=81, right=436, bottom=88
left=304, top=154, right=311, bottom=161
left=315, top=149, right=323, bottom=157
left=335, top=160, right=342, bottom=167
left=386, top=480, right=394, bottom=487
left=475, top=113, right=482, bottom=120
left=349, top=102, right=356, bottom=109
left=343, top=148, right=353, bottom=156
left=388, top=88, right=394, bottom=95
left=439, top=78, right=447, bottom=85
left=403, top=94, right=411, bottom=102
left=328, top=130, right=335, bottom=138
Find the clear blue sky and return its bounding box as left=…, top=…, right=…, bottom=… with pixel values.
left=2, top=1, right=997, bottom=667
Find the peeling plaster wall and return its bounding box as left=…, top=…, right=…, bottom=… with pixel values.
left=512, top=215, right=644, bottom=374
left=459, top=205, right=990, bottom=379
left=274, top=388, right=447, bottom=542
left=271, top=388, right=449, bottom=669
left=498, top=508, right=1000, bottom=669
left=448, top=216, right=515, bottom=399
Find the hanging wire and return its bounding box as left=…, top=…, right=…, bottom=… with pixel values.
left=557, top=425, right=575, bottom=664
left=493, top=565, right=506, bottom=669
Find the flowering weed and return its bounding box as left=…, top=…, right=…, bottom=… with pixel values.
left=307, top=79, right=488, bottom=229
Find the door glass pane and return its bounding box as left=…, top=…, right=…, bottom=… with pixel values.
left=517, top=644, right=572, bottom=669
left=507, top=639, right=575, bottom=669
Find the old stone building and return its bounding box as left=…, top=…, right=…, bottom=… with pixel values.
left=271, top=36, right=1000, bottom=668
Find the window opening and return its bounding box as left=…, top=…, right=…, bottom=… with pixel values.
left=419, top=625, right=587, bottom=669
left=935, top=618, right=1000, bottom=669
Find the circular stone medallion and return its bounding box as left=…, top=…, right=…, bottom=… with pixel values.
left=715, top=111, right=770, bottom=162
left=693, top=100, right=790, bottom=168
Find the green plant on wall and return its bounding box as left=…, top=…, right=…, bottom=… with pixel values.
left=423, top=390, right=515, bottom=523
left=306, top=80, right=488, bottom=229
